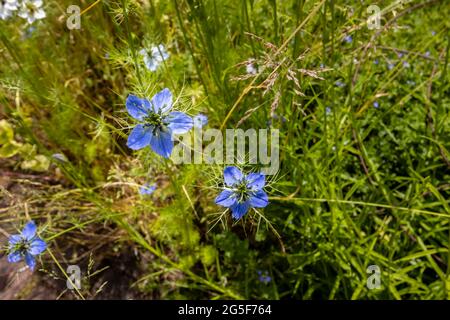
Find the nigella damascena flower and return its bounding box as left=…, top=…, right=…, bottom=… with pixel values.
left=52, top=153, right=68, bottom=163
left=139, top=45, right=169, bottom=72
left=126, top=88, right=193, bottom=158
left=215, top=166, right=269, bottom=220
left=193, top=113, right=208, bottom=128
left=7, top=220, right=47, bottom=270
left=257, top=270, right=272, bottom=284
left=140, top=183, right=156, bottom=195
left=344, top=35, right=352, bottom=43
left=335, top=80, right=345, bottom=88
left=18, top=0, right=46, bottom=24
left=0, top=0, right=19, bottom=20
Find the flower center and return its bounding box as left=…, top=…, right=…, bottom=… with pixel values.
left=13, top=239, right=31, bottom=254
left=26, top=3, right=37, bottom=13
left=144, top=112, right=167, bottom=132
left=234, top=181, right=250, bottom=203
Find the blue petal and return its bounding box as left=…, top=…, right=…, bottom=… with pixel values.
left=144, top=57, right=158, bottom=71
left=230, top=201, right=250, bottom=219
left=193, top=114, right=208, bottom=128
left=246, top=173, right=265, bottom=191
left=25, top=253, right=36, bottom=270
left=149, top=128, right=173, bottom=158
left=151, top=88, right=172, bottom=113
left=8, top=234, right=22, bottom=246
left=126, top=94, right=151, bottom=120
left=167, top=111, right=193, bottom=134
left=248, top=190, right=269, bottom=208
left=152, top=45, right=169, bottom=62
left=127, top=124, right=153, bottom=150
left=29, top=238, right=47, bottom=255
left=223, top=166, right=243, bottom=187
left=140, top=49, right=159, bottom=71
left=7, top=251, right=22, bottom=263
left=22, top=221, right=36, bottom=241
left=215, top=190, right=237, bottom=207
left=140, top=183, right=156, bottom=195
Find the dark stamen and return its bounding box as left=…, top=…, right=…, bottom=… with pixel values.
left=143, top=112, right=168, bottom=133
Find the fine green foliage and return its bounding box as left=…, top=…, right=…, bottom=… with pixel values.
left=0, top=0, right=449, bottom=300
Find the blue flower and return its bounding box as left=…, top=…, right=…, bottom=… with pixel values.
left=140, top=183, right=156, bottom=195
left=193, top=113, right=208, bottom=128
left=126, top=88, right=193, bottom=158
left=7, top=221, right=47, bottom=270
left=344, top=35, right=352, bottom=43
left=373, top=101, right=379, bottom=108
left=23, top=26, right=36, bottom=39
left=257, top=270, right=272, bottom=284
left=335, top=80, right=345, bottom=88
left=52, top=153, right=68, bottom=163
left=215, top=166, right=269, bottom=220
left=325, top=107, right=331, bottom=115
left=139, top=45, right=169, bottom=72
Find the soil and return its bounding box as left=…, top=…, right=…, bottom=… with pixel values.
left=0, top=158, right=150, bottom=300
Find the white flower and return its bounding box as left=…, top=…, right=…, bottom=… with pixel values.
left=139, top=44, right=170, bottom=72
left=5, top=0, right=19, bottom=10
left=246, top=59, right=258, bottom=75
left=18, top=0, right=46, bottom=24
left=0, top=0, right=19, bottom=20
left=0, top=6, right=11, bottom=20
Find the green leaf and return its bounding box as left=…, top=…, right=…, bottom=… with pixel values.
left=0, top=140, right=22, bottom=158
left=21, top=154, right=50, bottom=172
left=200, top=245, right=217, bottom=267
left=0, top=120, right=14, bottom=145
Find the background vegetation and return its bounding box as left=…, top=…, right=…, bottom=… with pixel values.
left=0, top=0, right=449, bottom=299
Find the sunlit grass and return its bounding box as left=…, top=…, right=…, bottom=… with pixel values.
left=0, top=0, right=449, bottom=300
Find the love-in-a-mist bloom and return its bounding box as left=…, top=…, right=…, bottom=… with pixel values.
left=193, top=113, right=208, bottom=128
left=18, top=0, right=46, bottom=24
left=140, top=183, right=156, bottom=195
left=139, top=45, right=169, bottom=72
left=7, top=221, right=47, bottom=270
left=344, top=35, right=352, bottom=43
left=215, top=166, right=269, bottom=219
left=0, top=0, right=19, bottom=20
left=257, top=270, right=272, bottom=284
left=126, top=88, right=193, bottom=158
